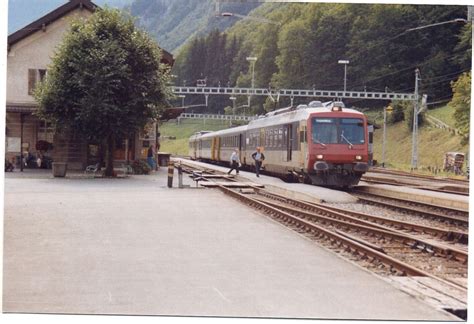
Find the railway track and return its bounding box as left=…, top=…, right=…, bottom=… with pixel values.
left=175, top=159, right=468, bottom=309
left=351, top=190, right=468, bottom=227
left=361, top=177, right=469, bottom=196
left=368, top=167, right=469, bottom=185
left=218, top=186, right=467, bottom=292
left=255, top=190, right=468, bottom=247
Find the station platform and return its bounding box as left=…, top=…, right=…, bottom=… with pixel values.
left=173, top=158, right=357, bottom=204
left=3, top=169, right=459, bottom=320
left=176, top=159, right=468, bottom=212
left=357, top=181, right=469, bottom=211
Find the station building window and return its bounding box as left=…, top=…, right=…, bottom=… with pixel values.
left=28, top=69, right=47, bottom=95
left=37, top=120, right=54, bottom=143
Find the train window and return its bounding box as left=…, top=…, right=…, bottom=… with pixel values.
left=312, top=118, right=365, bottom=144
left=278, top=129, right=283, bottom=147
left=340, top=118, right=365, bottom=144
left=312, top=118, right=338, bottom=144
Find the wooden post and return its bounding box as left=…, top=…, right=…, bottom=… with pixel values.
left=20, top=113, right=24, bottom=172
left=167, top=162, right=174, bottom=188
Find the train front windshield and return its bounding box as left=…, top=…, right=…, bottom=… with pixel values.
left=312, top=118, right=365, bottom=145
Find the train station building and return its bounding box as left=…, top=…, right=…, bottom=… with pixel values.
left=5, top=0, right=174, bottom=170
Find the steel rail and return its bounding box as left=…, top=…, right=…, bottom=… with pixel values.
left=352, top=191, right=468, bottom=215
left=308, top=201, right=468, bottom=244
left=353, top=193, right=469, bottom=226
left=217, top=185, right=467, bottom=292
left=361, top=177, right=469, bottom=196
left=353, top=194, right=468, bottom=226
left=368, top=167, right=469, bottom=184
left=255, top=189, right=468, bottom=242
left=254, top=196, right=468, bottom=265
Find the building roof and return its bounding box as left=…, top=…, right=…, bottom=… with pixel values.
left=8, top=0, right=174, bottom=65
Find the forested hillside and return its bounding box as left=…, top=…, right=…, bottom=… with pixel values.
left=171, top=3, right=471, bottom=115
left=128, top=0, right=260, bottom=52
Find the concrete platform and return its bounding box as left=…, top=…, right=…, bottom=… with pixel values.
left=175, top=158, right=357, bottom=204
left=3, top=170, right=458, bottom=320
left=357, top=182, right=469, bottom=211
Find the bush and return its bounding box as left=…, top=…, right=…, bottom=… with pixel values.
left=131, top=159, right=151, bottom=175
left=387, top=101, right=406, bottom=124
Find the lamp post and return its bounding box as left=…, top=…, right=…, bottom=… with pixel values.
left=246, top=56, right=257, bottom=110
left=178, top=95, right=185, bottom=108
left=411, top=68, right=421, bottom=170
left=229, top=96, right=236, bottom=115
left=338, top=60, right=349, bottom=92
left=382, top=105, right=393, bottom=168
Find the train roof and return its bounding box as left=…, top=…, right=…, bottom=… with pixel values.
left=247, top=104, right=364, bottom=130
left=189, top=102, right=366, bottom=140
left=198, top=124, right=249, bottom=139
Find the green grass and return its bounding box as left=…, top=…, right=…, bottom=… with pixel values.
left=372, top=120, right=469, bottom=173
left=158, top=119, right=235, bottom=155
left=425, top=105, right=457, bottom=128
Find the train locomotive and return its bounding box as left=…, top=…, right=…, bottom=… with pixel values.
left=189, top=101, right=370, bottom=188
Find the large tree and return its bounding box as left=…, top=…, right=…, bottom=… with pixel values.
left=35, top=7, right=171, bottom=176
left=449, top=72, right=471, bottom=144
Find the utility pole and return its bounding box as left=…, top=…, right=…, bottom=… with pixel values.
left=246, top=56, right=257, bottom=111
left=411, top=68, right=420, bottom=170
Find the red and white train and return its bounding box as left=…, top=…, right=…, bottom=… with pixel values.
left=189, top=101, right=371, bottom=188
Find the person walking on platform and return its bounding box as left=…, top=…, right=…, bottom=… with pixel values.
left=251, top=147, right=265, bottom=177
left=228, top=149, right=240, bottom=175
left=147, top=145, right=155, bottom=170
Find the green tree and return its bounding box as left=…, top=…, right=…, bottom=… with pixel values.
left=35, top=8, right=171, bottom=176
left=388, top=101, right=406, bottom=124
left=449, top=72, right=471, bottom=143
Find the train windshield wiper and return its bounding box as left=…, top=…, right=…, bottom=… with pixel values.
left=340, top=131, right=353, bottom=149
left=315, top=139, right=327, bottom=147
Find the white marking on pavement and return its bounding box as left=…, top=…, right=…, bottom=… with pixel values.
left=213, top=287, right=231, bottom=303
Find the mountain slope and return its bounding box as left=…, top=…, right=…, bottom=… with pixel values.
left=128, top=0, right=261, bottom=53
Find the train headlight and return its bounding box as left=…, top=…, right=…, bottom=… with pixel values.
left=316, top=154, right=324, bottom=160
left=355, top=155, right=363, bottom=161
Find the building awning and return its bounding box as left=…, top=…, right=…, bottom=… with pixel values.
left=6, top=104, right=38, bottom=113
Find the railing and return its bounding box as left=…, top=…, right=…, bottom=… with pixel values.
left=177, top=113, right=256, bottom=123
left=171, top=86, right=417, bottom=101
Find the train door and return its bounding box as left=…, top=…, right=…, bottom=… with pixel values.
left=216, top=136, right=221, bottom=161
left=211, top=138, right=216, bottom=160
left=299, top=122, right=307, bottom=168
left=367, top=124, right=374, bottom=166
left=193, top=140, right=197, bottom=159
left=285, top=124, right=292, bottom=162
left=239, top=134, right=243, bottom=161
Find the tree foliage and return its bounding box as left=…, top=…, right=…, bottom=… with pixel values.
left=387, top=101, right=406, bottom=124
left=35, top=7, right=171, bottom=175
left=449, top=71, right=471, bottom=143
left=171, top=3, right=470, bottom=114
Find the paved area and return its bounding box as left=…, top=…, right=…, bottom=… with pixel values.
left=3, top=170, right=458, bottom=319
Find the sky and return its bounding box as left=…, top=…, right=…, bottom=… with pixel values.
left=8, top=0, right=133, bottom=34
